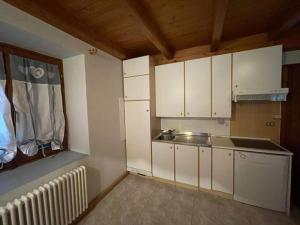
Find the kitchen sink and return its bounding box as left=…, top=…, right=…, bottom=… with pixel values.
left=154, top=131, right=211, bottom=147
left=156, top=134, right=175, bottom=141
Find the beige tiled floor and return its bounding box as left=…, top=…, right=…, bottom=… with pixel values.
left=79, top=174, right=299, bottom=225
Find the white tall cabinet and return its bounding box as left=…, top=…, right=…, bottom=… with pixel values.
left=212, top=54, right=232, bottom=118
left=155, top=62, right=184, bottom=117
left=125, top=101, right=151, bottom=172
left=185, top=58, right=211, bottom=117
left=123, top=56, right=159, bottom=175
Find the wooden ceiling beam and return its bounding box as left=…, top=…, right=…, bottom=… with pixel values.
left=124, top=0, right=173, bottom=59
left=269, top=6, right=300, bottom=40
left=3, top=0, right=129, bottom=59
left=211, top=0, right=229, bottom=51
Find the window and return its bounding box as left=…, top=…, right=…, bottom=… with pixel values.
left=0, top=43, right=68, bottom=172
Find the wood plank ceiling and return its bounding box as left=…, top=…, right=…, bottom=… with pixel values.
left=4, top=0, right=300, bottom=60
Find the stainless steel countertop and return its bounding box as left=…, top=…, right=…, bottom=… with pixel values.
left=152, top=132, right=211, bottom=147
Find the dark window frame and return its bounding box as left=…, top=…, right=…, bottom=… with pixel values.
left=0, top=42, right=68, bottom=173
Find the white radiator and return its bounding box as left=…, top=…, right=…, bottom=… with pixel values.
left=0, top=166, right=88, bottom=225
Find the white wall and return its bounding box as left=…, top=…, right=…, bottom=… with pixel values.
left=161, top=118, right=230, bottom=136
left=0, top=1, right=126, bottom=203
left=63, top=55, right=90, bottom=154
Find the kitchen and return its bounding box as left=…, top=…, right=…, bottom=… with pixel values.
left=0, top=1, right=300, bottom=225
left=124, top=46, right=292, bottom=215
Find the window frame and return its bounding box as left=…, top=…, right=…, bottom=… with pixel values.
left=0, top=42, right=68, bottom=172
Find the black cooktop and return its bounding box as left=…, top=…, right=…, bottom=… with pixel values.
left=230, top=138, right=284, bottom=151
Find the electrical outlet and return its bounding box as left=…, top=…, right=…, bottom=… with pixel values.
left=265, top=121, right=275, bottom=127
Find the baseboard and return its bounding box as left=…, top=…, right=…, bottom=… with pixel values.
left=71, top=171, right=129, bottom=225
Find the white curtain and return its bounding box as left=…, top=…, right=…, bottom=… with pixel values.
left=0, top=52, right=17, bottom=163
left=10, top=55, right=65, bottom=156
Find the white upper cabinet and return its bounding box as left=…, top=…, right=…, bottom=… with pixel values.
left=232, top=45, right=282, bottom=92
left=124, top=75, right=150, bottom=100
left=123, top=55, right=150, bottom=77
left=212, top=54, right=232, bottom=118
left=155, top=62, right=184, bottom=117
left=185, top=58, right=211, bottom=117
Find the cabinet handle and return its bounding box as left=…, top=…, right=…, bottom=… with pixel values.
left=124, top=96, right=127, bottom=98
left=170, top=146, right=173, bottom=149
left=214, top=112, right=217, bottom=115
left=180, top=112, right=183, bottom=116
left=187, top=112, right=190, bottom=115
left=235, top=84, right=238, bottom=88
left=202, top=150, right=204, bottom=153
left=229, top=153, right=232, bottom=156
left=146, top=109, right=150, bottom=112
left=176, top=147, right=179, bottom=150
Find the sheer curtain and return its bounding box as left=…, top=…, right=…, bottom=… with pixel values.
left=10, top=55, right=65, bottom=156
left=0, top=52, right=17, bottom=164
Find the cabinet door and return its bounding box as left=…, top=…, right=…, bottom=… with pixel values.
left=155, top=62, right=184, bottom=117
left=185, top=58, right=211, bottom=117
left=124, top=75, right=150, bottom=100
left=212, top=54, right=232, bottom=118
left=233, top=45, right=282, bottom=92
left=212, top=148, right=234, bottom=194
left=199, top=147, right=212, bottom=190
left=123, top=56, right=149, bottom=77
left=125, top=101, right=151, bottom=172
left=152, top=142, right=174, bottom=181
left=175, top=144, right=198, bottom=186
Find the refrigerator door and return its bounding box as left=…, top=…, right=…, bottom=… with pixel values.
left=234, top=151, right=289, bottom=212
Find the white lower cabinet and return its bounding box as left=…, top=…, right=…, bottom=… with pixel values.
left=152, top=142, right=174, bottom=181
left=175, top=144, right=198, bottom=186
left=199, top=147, right=212, bottom=190
left=212, top=148, right=234, bottom=194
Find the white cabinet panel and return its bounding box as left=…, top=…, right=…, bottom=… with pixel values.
left=212, top=54, right=232, bottom=118
left=155, top=62, right=184, bottom=117
left=212, top=148, right=233, bottom=194
left=152, top=142, right=174, bottom=181
left=234, top=151, right=289, bottom=212
left=123, top=56, right=149, bottom=77
left=125, top=101, right=151, bottom=172
left=185, top=58, right=211, bottom=117
left=199, top=147, right=212, bottom=190
left=124, top=75, right=150, bottom=100
left=175, top=144, right=198, bottom=186
left=233, top=45, right=282, bottom=92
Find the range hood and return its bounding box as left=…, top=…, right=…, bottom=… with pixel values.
left=232, top=88, right=289, bottom=102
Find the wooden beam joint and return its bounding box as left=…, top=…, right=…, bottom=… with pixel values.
left=124, top=0, right=173, bottom=59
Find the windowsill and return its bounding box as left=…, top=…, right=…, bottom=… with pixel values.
left=0, top=150, right=87, bottom=196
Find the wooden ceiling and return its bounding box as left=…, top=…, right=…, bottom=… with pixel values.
left=4, top=0, right=300, bottom=60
